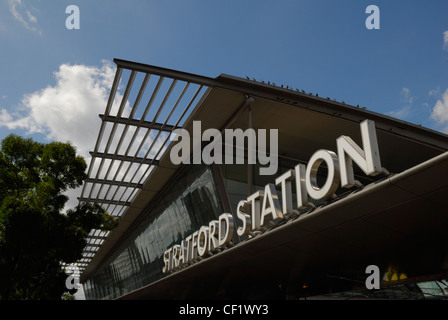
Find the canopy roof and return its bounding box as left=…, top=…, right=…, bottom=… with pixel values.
left=78, top=59, right=448, bottom=288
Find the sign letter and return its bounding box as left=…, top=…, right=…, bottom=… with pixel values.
left=305, top=150, right=340, bottom=200
left=337, top=119, right=382, bottom=188
left=260, top=183, right=283, bottom=226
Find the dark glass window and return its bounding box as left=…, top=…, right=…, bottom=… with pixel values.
left=84, top=165, right=223, bottom=299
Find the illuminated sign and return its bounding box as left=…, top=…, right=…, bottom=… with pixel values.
left=162, top=119, right=383, bottom=273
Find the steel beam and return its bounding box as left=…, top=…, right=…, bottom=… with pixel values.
left=99, top=114, right=179, bottom=132
left=84, top=178, right=143, bottom=189
left=89, top=151, right=159, bottom=166
left=77, top=197, right=132, bottom=207
left=114, top=58, right=219, bottom=87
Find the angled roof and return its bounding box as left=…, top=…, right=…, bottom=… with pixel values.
left=78, top=58, right=448, bottom=282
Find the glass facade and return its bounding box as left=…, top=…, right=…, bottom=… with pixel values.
left=83, top=152, right=384, bottom=299
left=83, top=165, right=224, bottom=299
left=83, top=146, right=432, bottom=300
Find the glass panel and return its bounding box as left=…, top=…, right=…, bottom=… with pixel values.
left=83, top=165, right=223, bottom=299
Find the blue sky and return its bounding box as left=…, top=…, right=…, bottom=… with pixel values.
left=1, top=0, right=448, bottom=203
left=1, top=0, right=448, bottom=149
left=0, top=0, right=447, bottom=299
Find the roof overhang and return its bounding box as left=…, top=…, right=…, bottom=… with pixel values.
left=118, top=150, right=448, bottom=299
left=79, top=58, right=448, bottom=284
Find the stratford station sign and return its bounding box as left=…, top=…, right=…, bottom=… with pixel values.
left=162, top=119, right=383, bottom=273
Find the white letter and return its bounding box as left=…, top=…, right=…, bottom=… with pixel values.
left=197, top=226, right=209, bottom=256
left=192, top=120, right=202, bottom=164
left=170, top=129, right=190, bottom=165
left=337, top=119, right=382, bottom=188
left=185, top=235, right=192, bottom=262
left=295, top=163, right=309, bottom=209
left=208, top=220, right=220, bottom=251
left=65, top=266, right=80, bottom=290
left=162, top=248, right=172, bottom=273
left=202, top=128, right=222, bottom=165
left=247, top=190, right=264, bottom=230
left=190, top=231, right=199, bottom=261
left=365, top=265, right=380, bottom=289
left=365, top=5, right=380, bottom=30
left=258, top=129, right=279, bottom=176
left=275, top=169, right=294, bottom=216
left=224, top=128, right=256, bottom=165
left=65, top=5, right=80, bottom=30
left=236, top=200, right=252, bottom=236
left=218, top=213, right=234, bottom=246
left=260, top=183, right=283, bottom=226
left=172, top=245, right=180, bottom=268
left=178, top=240, right=187, bottom=266
left=305, top=150, right=340, bottom=200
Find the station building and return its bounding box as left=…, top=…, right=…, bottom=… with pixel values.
left=77, top=58, right=448, bottom=300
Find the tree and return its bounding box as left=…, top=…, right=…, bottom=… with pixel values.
left=0, top=134, right=117, bottom=300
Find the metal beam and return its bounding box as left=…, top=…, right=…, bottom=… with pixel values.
left=114, top=58, right=448, bottom=151
left=84, top=178, right=144, bottom=189
left=83, top=249, right=100, bottom=254
left=99, top=114, right=180, bottom=132
left=77, top=197, right=132, bottom=207
left=114, top=58, right=219, bottom=87
left=89, top=151, right=160, bottom=166
left=85, top=235, right=108, bottom=242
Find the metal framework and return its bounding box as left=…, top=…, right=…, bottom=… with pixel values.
left=73, top=58, right=448, bottom=278
left=75, top=59, right=212, bottom=274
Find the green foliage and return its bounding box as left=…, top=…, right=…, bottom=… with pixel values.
left=0, top=134, right=117, bottom=300
left=61, top=292, right=75, bottom=300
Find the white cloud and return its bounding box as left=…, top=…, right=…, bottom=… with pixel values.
left=0, top=108, right=13, bottom=123
left=8, top=0, right=41, bottom=35
left=400, top=87, right=413, bottom=104
left=429, top=87, right=440, bottom=97
left=388, top=105, right=411, bottom=119
left=430, top=88, right=448, bottom=132
left=26, top=10, right=37, bottom=24
left=444, top=30, right=448, bottom=51
left=0, top=60, right=125, bottom=210
left=0, top=60, right=120, bottom=158
left=0, top=60, right=169, bottom=211
left=387, top=88, right=413, bottom=120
